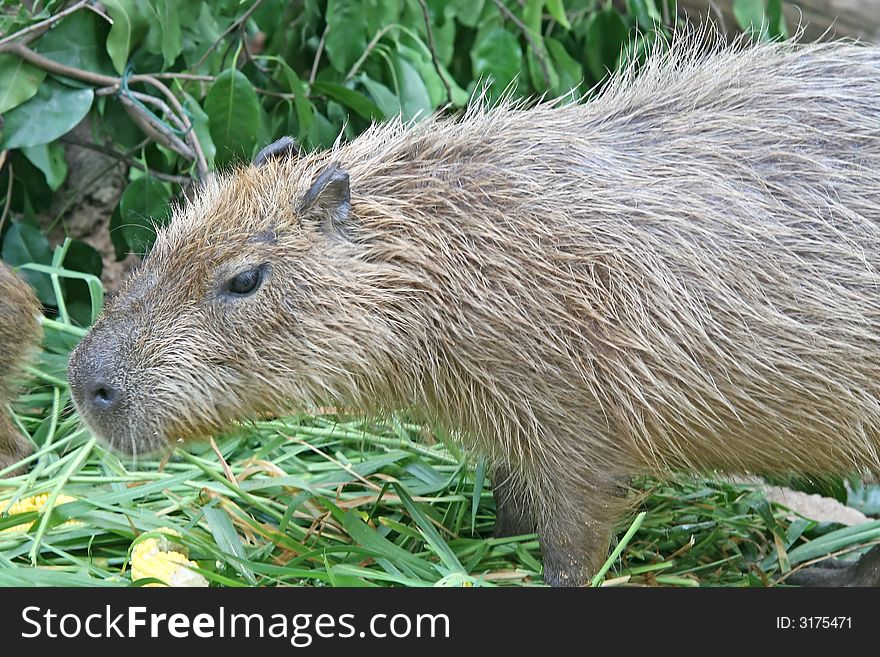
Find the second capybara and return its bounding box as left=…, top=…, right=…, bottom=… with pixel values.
left=69, top=38, right=880, bottom=585
left=0, top=261, right=41, bottom=476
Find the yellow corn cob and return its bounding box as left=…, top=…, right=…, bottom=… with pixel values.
left=0, top=493, right=79, bottom=534
left=130, top=529, right=208, bottom=587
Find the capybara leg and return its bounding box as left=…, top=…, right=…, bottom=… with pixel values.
left=491, top=463, right=536, bottom=538
left=787, top=545, right=880, bottom=587
left=536, top=475, right=631, bottom=587
left=0, top=413, right=32, bottom=477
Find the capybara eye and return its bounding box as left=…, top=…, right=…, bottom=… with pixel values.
left=224, top=266, right=265, bottom=297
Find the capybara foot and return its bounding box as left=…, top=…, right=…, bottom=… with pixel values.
left=541, top=544, right=596, bottom=587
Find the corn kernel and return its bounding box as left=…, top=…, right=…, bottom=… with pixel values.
left=0, top=493, right=79, bottom=534
left=130, top=529, right=208, bottom=587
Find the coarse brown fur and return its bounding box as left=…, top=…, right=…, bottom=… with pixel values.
left=69, top=37, right=880, bottom=585
left=0, top=261, right=41, bottom=476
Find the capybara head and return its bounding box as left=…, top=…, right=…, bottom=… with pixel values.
left=68, top=138, right=413, bottom=455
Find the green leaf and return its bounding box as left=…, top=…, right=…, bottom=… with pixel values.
left=279, top=62, right=315, bottom=142
left=204, top=69, right=262, bottom=167
left=99, top=97, right=145, bottom=150
left=342, top=510, right=437, bottom=580
left=447, top=0, right=484, bottom=27
left=628, top=0, right=663, bottom=30
left=471, top=25, right=523, bottom=94
left=103, top=0, right=150, bottom=74
left=527, top=44, right=558, bottom=94
left=766, top=0, right=788, bottom=39
left=21, top=142, right=68, bottom=191
left=312, top=81, right=383, bottom=121
left=546, top=37, right=583, bottom=96
left=390, top=54, right=433, bottom=122
left=113, top=176, right=172, bottom=256
left=0, top=54, right=46, bottom=114
left=59, top=239, right=105, bottom=327
left=142, top=0, right=183, bottom=68
left=360, top=75, right=401, bottom=118
left=325, top=0, right=368, bottom=74
left=183, top=92, right=216, bottom=171
left=582, top=7, right=629, bottom=82
left=396, top=42, right=468, bottom=108
left=33, top=11, right=115, bottom=77
left=524, top=0, right=544, bottom=34
left=305, top=110, right=340, bottom=150
left=733, top=0, right=786, bottom=40
left=393, top=483, right=465, bottom=574
left=1, top=222, right=56, bottom=305
left=364, top=0, right=402, bottom=36
left=203, top=506, right=257, bottom=585
left=0, top=79, right=93, bottom=150
left=546, top=0, right=571, bottom=29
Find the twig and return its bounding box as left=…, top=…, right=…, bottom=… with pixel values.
left=59, top=135, right=192, bottom=185
left=118, top=94, right=195, bottom=160
left=309, top=23, right=329, bottom=86
left=492, top=0, right=551, bottom=88
left=97, top=86, right=187, bottom=133
left=189, top=0, right=266, bottom=72
left=417, top=0, right=453, bottom=106
left=0, top=0, right=89, bottom=47
left=130, top=74, right=209, bottom=178
left=150, top=72, right=215, bottom=83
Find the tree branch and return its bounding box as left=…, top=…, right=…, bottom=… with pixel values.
left=0, top=42, right=209, bottom=180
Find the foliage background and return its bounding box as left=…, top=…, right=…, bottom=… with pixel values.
left=2, top=0, right=878, bottom=588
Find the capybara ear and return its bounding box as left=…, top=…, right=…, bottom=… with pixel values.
left=297, top=163, right=350, bottom=235
left=253, top=136, right=300, bottom=167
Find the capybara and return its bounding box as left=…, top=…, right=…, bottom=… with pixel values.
left=68, top=38, right=880, bottom=586
left=0, top=261, right=41, bottom=476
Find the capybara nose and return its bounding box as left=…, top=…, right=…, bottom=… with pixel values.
left=89, top=381, right=121, bottom=413
left=68, top=334, right=129, bottom=441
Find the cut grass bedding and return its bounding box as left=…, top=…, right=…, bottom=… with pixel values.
left=2, top=260, right=879, bottom=587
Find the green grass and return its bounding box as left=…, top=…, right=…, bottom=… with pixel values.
left=2, top=256, right=879, bottom=587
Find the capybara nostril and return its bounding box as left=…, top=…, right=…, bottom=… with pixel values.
left=90, top=383, right=120, bottom=411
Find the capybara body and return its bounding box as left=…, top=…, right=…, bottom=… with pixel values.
left=0, top=261, right=40, bottom=475
left=69, top=39, right=880, bottom=585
